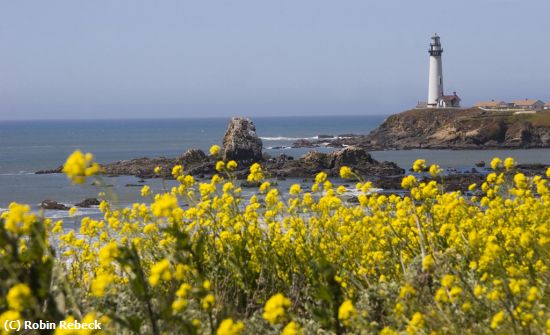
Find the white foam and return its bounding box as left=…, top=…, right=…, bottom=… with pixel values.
left=266, top=146, right=292, bottom=150
left=0, top=172, right=34, bottom=176
left=260, top=135, right=352, bottom=141
left=260, top=136, right=319, bottom=141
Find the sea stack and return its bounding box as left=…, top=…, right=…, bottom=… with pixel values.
left=222, top=117, right=263, bottom=164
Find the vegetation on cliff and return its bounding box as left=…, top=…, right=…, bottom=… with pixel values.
left=363, top=108, right=550, bottom=149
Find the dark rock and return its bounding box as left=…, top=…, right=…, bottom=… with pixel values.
left=475, top=161, right=486, bottom=168
left=41, top=200, right=69, bottom=210
left=75, top=198, right=100, bottom=208
left=101, top=157, right=176, bottom=179
left=328, top=146, right=404, bottom=176
left=517, top=163, right=550, bottom=176
left=240, top=180, right=261, bottom=188
left=177, top=149, right=207, bottom=165
left=223, top=117, right=263, bottom=164
left=292, top=139, right=317, bottom=148
left=328, top=146, right=375, bottom=168
left=35, top=166, right=63, bottom=174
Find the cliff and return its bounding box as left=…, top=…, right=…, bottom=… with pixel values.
left=357, top=108, right=550, bottom=149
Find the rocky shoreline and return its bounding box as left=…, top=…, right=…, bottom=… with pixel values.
left=295, top=108, right=550, bottom=150
left=35, top=116, right=550, bottom=194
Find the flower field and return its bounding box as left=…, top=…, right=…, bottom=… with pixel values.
left=1, top=150, right=549, bottom=334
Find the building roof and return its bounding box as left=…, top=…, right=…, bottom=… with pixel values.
left=438, top=92, right=461, bottom=102
left=474, top=100, right=505, bottom=107
left=511, top=99, right=543, bottom=106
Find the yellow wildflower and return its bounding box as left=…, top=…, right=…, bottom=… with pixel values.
left=503, top=157, right=515, bottom=170
left=149, top=259, right=172, bottom=286
left=0, top=310, right=22, bottom=333
left=289, top=184, right=301, bottom=195
left=338, top=299, right=356, bottom=325
left=490, top=311, right=505, bottom=329
left=340, top=166, right=352, bottom=179
left=422, top=254, right=434, bottom=271
left=412, top=159, right=427, bottom=172
left=227, top=160, right=238, bottom=170
left=263, top=293, right=291, bottom=325
left=282, top=321, right=302, bottom=335
left=7, top=284, right=31, bottom=311
left=429, top=164, right=442, bottom=177
left=62, top=150, right=101, bottom=184
left=210, top=145, right=221, bottom=156
left=216, top=318, right=245, bottom=335
left=141, top=185, right=151, bottom=197
left=490, top=157, right=502, bottom=170
left=201, top=293, right=215, bottom=310
left=172, top=165, right=183, bottom=178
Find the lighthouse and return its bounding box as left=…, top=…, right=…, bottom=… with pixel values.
left=427, top=34, right=444, bottom=107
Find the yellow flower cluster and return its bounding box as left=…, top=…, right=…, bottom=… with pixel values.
left=62, top=150, right=101, bottom=184
left=1, top=151, right=550, bottom=334
left=263, top=293, right=291, bottom=325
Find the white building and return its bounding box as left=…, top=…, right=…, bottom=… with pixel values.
left=427, top=34, right=460, bottom=108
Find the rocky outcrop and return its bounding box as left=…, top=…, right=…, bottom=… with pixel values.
left=102, top=157, right=177, bottom=179
left=177, top=149, right=207, bottom=165
left=357, top=108, right=550, bottom=149
left=75, top=198, right=100, bottom=208
left=40, top=200, right=69, bottom=210
left=36, top=166, right=63, bottom=174
left=292, top=139, right=318, bottom=148
left=296, top=108, right=550, bottom=150
left=263, top=146, right=404, bottom=178
left=222, top=117, right=263, bottom=163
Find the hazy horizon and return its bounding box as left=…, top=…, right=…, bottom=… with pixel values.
left=1, top=0, right=549, bottom=120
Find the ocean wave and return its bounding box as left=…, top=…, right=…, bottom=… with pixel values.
left=266, top=146, right=292, bottom=150
left=260, top=135, right=353, bottom=141
left=43, top=207, right=102, bottom=219
left=260, top=136, right=318, bottom=141
left=0, top=172, right=34, bottom=176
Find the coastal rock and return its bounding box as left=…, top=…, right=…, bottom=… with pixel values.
left=361, top=108, right=550, bottom=149
left=36, top=166, right=63, bottom=174
left=292, top=139, right=317, bottom=148
left=102, top=157, right=177, bottom=179
left=269, top=147, right=404, bottom=178
left=177, top=149, right=207, bottom=165
left=75, top=198, right=100, bottom=208
left=328, top=146, right=375, bottom=168
left=475, top=161, right=486, bottom=168
left=41, top=200, right=69, bottom=210
left=328, top=146, right=404, bottom=176
left=504, top=122, right=537, bottom=146
left=222, top=117, right=263, bottom=164
left=301, top=151, right=331, bottom=169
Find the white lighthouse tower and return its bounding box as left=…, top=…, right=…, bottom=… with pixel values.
left=427, top=34, right=444, bottom=107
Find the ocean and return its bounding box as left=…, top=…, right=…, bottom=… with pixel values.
left=2, top=115, right=550, bottom=219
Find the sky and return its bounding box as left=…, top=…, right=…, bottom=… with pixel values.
left=0, top=0, right=549, bottom=120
